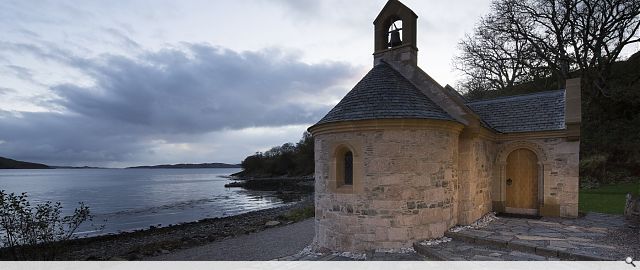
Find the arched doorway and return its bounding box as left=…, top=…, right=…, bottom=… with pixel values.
left=505, top=148, right=539, bottom=214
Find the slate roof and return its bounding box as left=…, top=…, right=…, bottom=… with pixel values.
left=465, top=90, right=566, bottom=133
left=314, top=62, right=454, bottom=126
left=313, top=61, right=566, bottom=134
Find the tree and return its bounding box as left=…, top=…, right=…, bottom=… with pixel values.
left=454, top=15, right=549, bottom=98
left=454, top=0, right=640, bottom=97
left=238, top=132, right=315, bottom=178
left=568, top=0, right=640, bottom=95
left=292, top=132, right=315, bottom=176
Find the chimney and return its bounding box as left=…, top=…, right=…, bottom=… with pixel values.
left=565, top=78, right=581, bottom=141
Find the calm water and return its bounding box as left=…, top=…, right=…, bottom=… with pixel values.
left=0, top=168, right=295, bottom=236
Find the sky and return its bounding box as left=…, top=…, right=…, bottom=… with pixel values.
left=0, top=0, right=493, bottom=167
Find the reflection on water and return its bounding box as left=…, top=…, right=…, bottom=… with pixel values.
left=0, top=168, right=298, bottom=237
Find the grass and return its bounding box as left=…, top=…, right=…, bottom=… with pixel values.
left=579, top=182, right=640, bottom=214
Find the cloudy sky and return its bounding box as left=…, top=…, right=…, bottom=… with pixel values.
left=0, top=0, right=492, bottom=167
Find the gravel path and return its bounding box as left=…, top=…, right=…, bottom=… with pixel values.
left=146, top=218, right=315, bottom=261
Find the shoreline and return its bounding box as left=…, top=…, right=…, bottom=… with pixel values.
left=0, top=196, right=314, bottom=261
left=224, top=175, right=314, bottom=191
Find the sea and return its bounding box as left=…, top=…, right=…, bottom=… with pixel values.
left=0, top=168, right=297, bottom=237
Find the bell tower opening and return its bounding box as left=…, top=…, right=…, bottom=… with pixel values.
left=388, top=20, right=403, bottom=48
left=373, top=0, right=418, bottom=65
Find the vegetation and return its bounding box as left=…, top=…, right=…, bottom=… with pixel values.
left=0, top=156, right=50, bottom=169
left=455, top=0, right=640, bottom=97
left=454, top=0, right=640, bottom=187
left=279, top=205, right=315, bottom=223
left=579, top=182, right=640, bottom=214
left=235, top=132, right=314, bottom=178
left=0, top=190, right=95, bottom=260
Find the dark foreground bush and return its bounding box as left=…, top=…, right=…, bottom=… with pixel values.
left=0, top=190, right=96, bottom=260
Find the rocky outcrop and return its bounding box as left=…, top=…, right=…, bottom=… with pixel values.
left=624, top=193, right=640, bottom=221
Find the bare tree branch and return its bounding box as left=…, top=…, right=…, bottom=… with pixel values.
left=454, top=0, right=640, bottom=97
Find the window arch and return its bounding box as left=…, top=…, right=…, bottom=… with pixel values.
left=332, top=143, right=360, bottom=191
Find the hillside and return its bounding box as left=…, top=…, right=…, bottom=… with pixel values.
left=127, top=163, right=241, bottom=169
left=0, top=156, right=50, bottom=169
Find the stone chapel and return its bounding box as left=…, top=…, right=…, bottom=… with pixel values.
left=307, top=0, right=581, bottom=252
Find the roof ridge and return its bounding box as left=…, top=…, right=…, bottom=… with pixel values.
left=377, top=61, right=456, bottom=118
left=465, top=89, right=565, bottom=105
left=377, top=61, right=426, bottom=96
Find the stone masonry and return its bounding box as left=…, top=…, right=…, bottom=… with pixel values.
left=313, top=121, right=463, bottom=251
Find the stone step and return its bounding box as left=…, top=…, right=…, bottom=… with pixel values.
left=435, top=231, right=613, bottom=261
left=413, top=239, right=557, bottom=261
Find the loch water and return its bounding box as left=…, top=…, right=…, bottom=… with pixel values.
left=0, top=168, right=295, bottom=236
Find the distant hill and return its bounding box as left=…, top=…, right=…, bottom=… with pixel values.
left=127, top=163, right=241, bottom=169
left=0, top=156, right=50, bottom=169
left=49, top=166, right=105, bottom=169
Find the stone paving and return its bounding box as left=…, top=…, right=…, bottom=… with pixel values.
left=277, top=247, right=427, bottom=261
left=278, top=212, right=637, bottom=261
left=416, top=212, right=637, bottom=261
left=415, top=239, right=560, bottom=261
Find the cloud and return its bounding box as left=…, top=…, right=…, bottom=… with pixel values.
left=101, top=27, right=142, bottom=52
left=0, top=41, right=83, bottom=66
left=4, top=65, right=34, bottom=82
left=0, top=43, right=358, bottom=166
left=0, top=87, right=16, bottom=95
left=0, top=0, right=498, bottom=167
left=52, top=43, right=356, bottom=133
left=0, top=110, right=149, bottom=165
left=275, top=0, right=323, bottom=15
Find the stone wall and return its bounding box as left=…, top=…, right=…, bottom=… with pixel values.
left=312, top=121, right=462, bottom=251
left=542, top=138, right=580, bottom=217
left=492, top=136, right=580, bottom=217
left=457, top=134, right=496, bottom=224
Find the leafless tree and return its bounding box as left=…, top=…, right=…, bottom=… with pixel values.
left=568, top=0, right=640, bottom=95
left=454, top=15, right=549, bottom=95
left=454, top=0, right=640, bottom=96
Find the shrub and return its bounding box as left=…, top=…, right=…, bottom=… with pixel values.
left=580, top=154, right=608, bottom=184
left=0, top=190, right=95, bottom=260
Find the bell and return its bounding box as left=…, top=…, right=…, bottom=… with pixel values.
left=388, top=30, right=402, bottom=48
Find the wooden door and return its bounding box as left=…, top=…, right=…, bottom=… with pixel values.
left=506, top=149, right=538, bottom=210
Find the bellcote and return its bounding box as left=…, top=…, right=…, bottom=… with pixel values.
left=373, top=0, right=418, bottom=66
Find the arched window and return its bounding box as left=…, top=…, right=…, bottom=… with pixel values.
left=333, top=145, right=357, bottom=190
left=344, top=151, right=353, bottom=185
